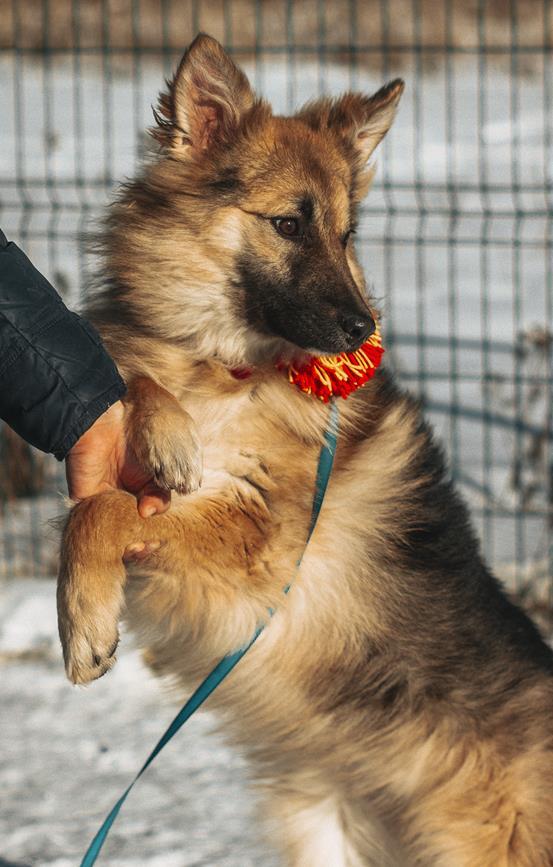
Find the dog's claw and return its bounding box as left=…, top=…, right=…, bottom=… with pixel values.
left=85, top=654, right=116, bottom=683
left=62, top=618, right=120, bottom=685
left=135, top=418, right=202, bottom=497
left=151, top=444, right=202, bottom=495
left=58, top=579, right=123, bottom=685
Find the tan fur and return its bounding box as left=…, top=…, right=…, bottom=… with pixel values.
left=58, top=35, right=553, bottom=866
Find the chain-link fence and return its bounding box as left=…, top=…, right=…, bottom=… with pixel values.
left=0, top=0, right=552, bottom=613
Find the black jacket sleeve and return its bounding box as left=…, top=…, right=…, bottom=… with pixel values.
left=0, top=230, right=126, bottom=460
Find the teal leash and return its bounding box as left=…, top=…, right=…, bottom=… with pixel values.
left=80, top=401, right=339, bottom=867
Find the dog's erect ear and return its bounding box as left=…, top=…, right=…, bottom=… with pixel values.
left=298, top=79, right=404, bottom=198
left=153, top=33, right=255, bottom=154
left=331, top=80, right=404, bottom=163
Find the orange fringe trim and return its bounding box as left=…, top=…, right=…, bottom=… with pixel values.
left=279, top=326, right=384, bottom=402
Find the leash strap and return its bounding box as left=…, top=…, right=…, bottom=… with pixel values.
left=80, top=401, right=339, bottom=866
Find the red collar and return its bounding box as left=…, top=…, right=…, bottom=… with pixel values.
left=228, top=325, right=384, bottom=400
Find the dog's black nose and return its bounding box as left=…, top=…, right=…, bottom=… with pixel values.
left=339, top=313, right=375, bottom=346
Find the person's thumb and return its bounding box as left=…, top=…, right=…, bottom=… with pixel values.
left=136, top=481, right=171, bottom=517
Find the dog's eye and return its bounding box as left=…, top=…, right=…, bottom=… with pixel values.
left=272, top=217, right=301, bottom=239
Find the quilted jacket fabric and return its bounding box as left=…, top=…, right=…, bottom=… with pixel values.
left=0, top=230, right=126, bottom=459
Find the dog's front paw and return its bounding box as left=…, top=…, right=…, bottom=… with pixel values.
left=57, top=563, right=124, bottom=685
left=125, top=377, right=202, bottom=496
left=140, top=417, right=202, bottom=496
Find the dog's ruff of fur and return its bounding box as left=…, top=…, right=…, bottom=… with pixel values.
left=57, top=33, right=553, bottom=867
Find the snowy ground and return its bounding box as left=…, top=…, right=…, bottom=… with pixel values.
left=0, top=580, right=282, bottom=867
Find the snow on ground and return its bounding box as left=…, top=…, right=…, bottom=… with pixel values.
left=0, top=580, right=282, bottom=867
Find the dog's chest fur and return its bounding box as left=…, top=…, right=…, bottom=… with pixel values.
left=125, top=370, right=389, bottom=684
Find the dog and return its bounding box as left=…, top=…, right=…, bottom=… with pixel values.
left=57, top=33, right=553, bottom=866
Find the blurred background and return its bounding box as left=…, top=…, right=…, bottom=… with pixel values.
left=0, top=1, right=552, bottom=865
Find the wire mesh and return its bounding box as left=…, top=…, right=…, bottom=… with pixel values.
left=0, top=1, right=551, bottom=609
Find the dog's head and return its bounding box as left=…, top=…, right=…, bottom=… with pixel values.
left=105, top=34, right=403, bottom=366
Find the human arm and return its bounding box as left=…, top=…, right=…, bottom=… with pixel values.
left=0, top=230, right=168, bottom=515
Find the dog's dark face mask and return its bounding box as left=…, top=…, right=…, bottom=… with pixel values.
left=237, top=235, right=375, bottom=356
left=223, top=89, right=403, bottom=356
left=234, top=179, right=376, bottom=355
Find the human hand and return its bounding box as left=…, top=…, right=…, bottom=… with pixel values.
left=65, top=400, right=170, bottom=517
